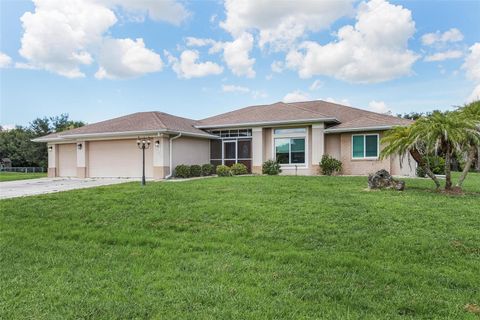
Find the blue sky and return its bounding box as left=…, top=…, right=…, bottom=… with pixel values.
left=1, top=0, right=479, bottom=128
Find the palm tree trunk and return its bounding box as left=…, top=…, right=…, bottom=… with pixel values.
left=456, top=145, right=476, bottom=188
left=444, top=145, right=452, bottom=190
left=410, top=148, right=441, bottom=189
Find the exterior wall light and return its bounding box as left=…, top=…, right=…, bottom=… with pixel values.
left=48, top=146, right=53, bottom=151
left=77, top=143, right=83, bottom=150
left=155, top=140, right=160, bottom=148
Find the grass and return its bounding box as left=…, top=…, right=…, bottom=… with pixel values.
left=1, top=174, right=479, bottom=319
left=0, top=171, right=47, bottom=182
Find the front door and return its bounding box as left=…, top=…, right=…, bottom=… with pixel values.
left=223, top=140, right=236, bottom=167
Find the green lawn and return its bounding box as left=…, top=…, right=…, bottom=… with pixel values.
left=0, top=171, right=47, bottom=182
left=1, top=174, right=479, bottom=319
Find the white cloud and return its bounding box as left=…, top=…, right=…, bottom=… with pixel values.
left=462, top=43, right=480, bottom=102
left=325, top=97, right=351, bottom=106
left=368, top=100, right=389, bottom=113
left=283, top=90, right=310, bottom=103
left=462, top=43, right=480, bottom=81
left=100, top=0, right=190, bottom=25
left=421, top=28, right=464, bottom=46
left=220, top=0, right=353, bottom=51
left=309, top=79, right=323, bottom=91
left=19, top=0, right=117, bottom=78
left=95, top=38, right=162, bottom=79
left=222, top=84, right=250, bottom=93
left=223, top=33, right=255, bottom=77
left=185, top=37, right=224, bottom=54
left=424, top=50, right=463, bottom=62
left=286, top=0, right=418, bottom=83
left=167, top=50, right=223, bottom=79
left=0, top=124, right=16, bottom=131
left=0, top=52, right=12, bottom=68
left=271, top=60, right=284, bottom=73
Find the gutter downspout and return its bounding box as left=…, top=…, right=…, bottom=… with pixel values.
left=165, top=133, right=182, bottom=179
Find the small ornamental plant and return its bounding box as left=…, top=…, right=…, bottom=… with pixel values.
left=262, top=160, right=282, bottom=175
left=216, top=165, right=232, bottom=177
left=319, top=154, right=342, bottom=176
left=190, top=165, right=202, bottom=177
left=231, top=163, right=248, bottom=175
left=201, top=163, right=214, bottom=176
left=174, top=165, right=190, bottom=178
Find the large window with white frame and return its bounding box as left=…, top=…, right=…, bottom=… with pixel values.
left=273, top=127, right=307, bottom=165
left=352, top=134, right=379, bottom=159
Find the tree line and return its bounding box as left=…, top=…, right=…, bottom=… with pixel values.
left=0, top=114, right=85, bottom=168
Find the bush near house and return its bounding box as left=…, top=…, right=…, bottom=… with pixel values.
left=230, top=163, right=248, bottom=175
left=190, top=165, right=202, bottom=177
left=216, top=165, right=232, bottom=177
left=174, top=165, right=190, bottom=178
left=319, top=154, right=342, bottom=176
left=201, top=164, right=214, bottom=176
left=262, top=160, right=282, bottom=175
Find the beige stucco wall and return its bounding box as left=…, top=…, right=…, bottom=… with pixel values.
left=390, top=153, right=417, bottom=176
left=88, top=139, right=153, bottom=178
left=325, top=134, right=341, bottom=160
left=171, top=136, right=209, bottom=168
left=58, top=143, right=77, bottom=177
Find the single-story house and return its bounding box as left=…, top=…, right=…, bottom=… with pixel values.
left=33, top=100, right=415, bottom=179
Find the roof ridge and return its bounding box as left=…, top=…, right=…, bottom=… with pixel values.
left=287, top=101, right=330, bottom=117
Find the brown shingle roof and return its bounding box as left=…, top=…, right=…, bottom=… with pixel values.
left=34, top=112, right=210, bottom=141
left=198, top=100, right=412, bottom=130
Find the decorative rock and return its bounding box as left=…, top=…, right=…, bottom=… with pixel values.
left=368, top=169, right=405, bottom=191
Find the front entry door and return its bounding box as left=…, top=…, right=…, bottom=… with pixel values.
left=223, top=140, right=236, bottom=167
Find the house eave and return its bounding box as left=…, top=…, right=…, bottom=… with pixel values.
left=195, top=117, right=339, bottom=129
left=324, top=125, right=394, bottom=134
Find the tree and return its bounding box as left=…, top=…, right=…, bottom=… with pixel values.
left=382, top=101, right=480, bottom=191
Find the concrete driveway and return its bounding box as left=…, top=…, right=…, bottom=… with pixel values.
left=0, top=178, right=135, bottom=199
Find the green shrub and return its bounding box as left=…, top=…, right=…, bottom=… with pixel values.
left=427, top=156, right=445, bottom=175
left=231, top=163, right=248, bottom=175
left=262, top=160, right=282, bottom=175
left=201, top=164, right=214, bottom=176
left=416, top=166, right=426, bottom=178
left=216, top=165, right=232, bottom=177
left=319, top=154, right=342, bottom=175
left=174, top=165, right=190, bottom=178
left=190, top=165, right=202, bottom=177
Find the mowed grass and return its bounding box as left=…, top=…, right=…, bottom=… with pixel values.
left=1, top=174, right=479, bottom=319
left=0, top=171, right=47, bottom=182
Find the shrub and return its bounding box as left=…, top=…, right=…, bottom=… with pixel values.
left=174, top=165, right=190, bottom=178
left=201, top=163, right=214, bottom=176
left=427, top=156, right=445, bottom=175
left=216, top=165, right=232, bottom=177
left=416, top=166, right=426, bottom=178
left=231, top=163, right=248, bottom=175
left=319, top=154, right=342, bottom=176
left=190, top=165, right=202, bottom=177
left=262, top=160, right=282, bottom=175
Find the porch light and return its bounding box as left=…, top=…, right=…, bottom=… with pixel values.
left=77, top=143, right=82, bottom=150
left=155, top=140, right=160, bottom=148
left=48, top=146, right=53, bottom=151
left=137, top=137, right=152, bottom=186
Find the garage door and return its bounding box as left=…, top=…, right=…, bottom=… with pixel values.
left=88, top=139, right=153, bottom=178
left=58, top=143, right=77, bottom=177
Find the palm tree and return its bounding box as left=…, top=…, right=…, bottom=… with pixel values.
left=381, top=125, right=441, bottom=189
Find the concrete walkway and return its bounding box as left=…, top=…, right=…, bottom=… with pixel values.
left=0, top=178, right=135, bottom=199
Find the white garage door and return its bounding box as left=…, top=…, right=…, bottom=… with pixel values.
left=88, top=139, right=153, bottom=178
left=58, top=143, right=77, bottom=177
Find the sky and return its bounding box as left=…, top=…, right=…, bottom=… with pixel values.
left=0, top=0, right=479, bottom=128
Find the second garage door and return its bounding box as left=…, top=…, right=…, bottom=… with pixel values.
left=58, top=143, right=77, bottom=177
left=88, top=139, right=153, bottom=178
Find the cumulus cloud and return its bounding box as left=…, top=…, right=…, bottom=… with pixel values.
left=424, top=50, right=463, bottom=62
left=421, top=28, right=464, bottom=46
left=368, top=100, right=390, bottom=113
left=271, top=60, right=284, bottom=73
left=0, top=52, right=12, bottom=68
left=166, top=50, right=223, bottom=79
left=283, top=90, right=311, bottom=103
left=462, top=43, right=480, bottom=102
left=286, top=0, right=418, bottom=83
left=325, top=97, right=351, bottom=106
left=184, top=37, right=224, bottom=54
left=223, top=33, right=256, bottom=78
left=220, top=0, right=353, bottom=51
left=95, top=38, right=162, bottom=79
left=18, top=0, right=187, bottom=79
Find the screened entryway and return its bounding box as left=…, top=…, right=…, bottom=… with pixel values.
left=209, top=130, right=252, bottom=172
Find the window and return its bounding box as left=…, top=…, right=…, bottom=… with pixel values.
left=352, top=134, right=379, bottom=159
left=209, top=129, right=252, bottom=138
left=274, top=128, right=307, bottom=134
left=275, top=138, right=306, bottom=164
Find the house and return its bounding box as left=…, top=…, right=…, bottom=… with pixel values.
left=33, top=100, right=415, bottom=179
